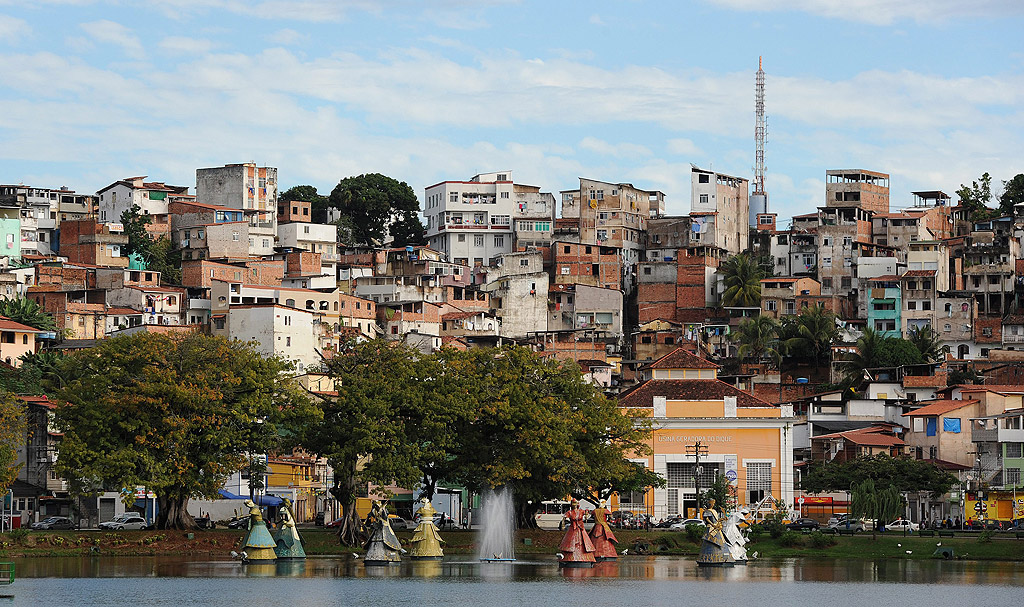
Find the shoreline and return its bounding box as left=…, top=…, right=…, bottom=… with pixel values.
left=3, top=528, right=1023, bottom=562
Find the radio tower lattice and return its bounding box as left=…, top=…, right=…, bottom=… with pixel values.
left=754, top=56, right=767, bottom=196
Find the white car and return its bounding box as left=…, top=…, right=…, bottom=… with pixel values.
left=99, top=513, right=149, bottom=530
left=669, top=518, right=704, bottom=530
left=885, top=519, right=919, bottom=532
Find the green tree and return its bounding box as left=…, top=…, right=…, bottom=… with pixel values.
left=0, top=390, right=26, bottom=495
left=329, top=174, right=424, bottom=247
left=801, top=454, right=958, bottom=496
left=720, top=253, right=764, bottom=307
left=19, top=350, right=66, bottom=393
left=0, top=296, right=56, bottom=331
left=301, top=339, right=428, bottom=545
left=999, top=173, right=1024, bottom=217
left=147, top=237, right=182, bottom=285
left=957, top=172, right=996, bottom=221
left=849, top=478, right=904, bottom=539
left=121, top=204, right=154, bottom=260
left=701, top=473, right=737, bottom=512
left=281, top=185, right=330, bottom=223
left=53, top=332, right=315, bottom=529
left=907, top=325, right=942, bottom=363
left=120, top=205, right=181, bottom=283
left=783, top=304, right=839, bottom=372
left=733, top=315, right=781, bottom=368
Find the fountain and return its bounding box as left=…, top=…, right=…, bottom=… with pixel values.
left=477, top=488, right=516, bottom=562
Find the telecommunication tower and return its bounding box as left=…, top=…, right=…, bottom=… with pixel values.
left=754, top=56, right=766, bottom=196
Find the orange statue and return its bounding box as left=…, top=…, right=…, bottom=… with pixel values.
left=589, top=500, right=618, bottom=561
left=558, top=499, right=596, bottom=568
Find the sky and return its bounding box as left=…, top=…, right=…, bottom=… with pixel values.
left=1, top=0, right=1023, bottom=223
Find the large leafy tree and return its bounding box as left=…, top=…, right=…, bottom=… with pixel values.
left=999, top=173, right=1024, bottom=217
left=0, top=296, right=56, bottom=331
left=842, top=328, right=925, bottom=383
left=957, top=172, right=996, bottom=221
left=53, top=332, right=315, bottom=529
left=120, top=205, right=180, bottom=284
left=329, top=174, right=424, bottom=247
left=733, top=315, right=781, bottom=368
left=720, top=253, right=764, bottom=307
left=782, top=304, right=839, bottom=372
left=850, top=479, right=904, bottom=540
left=0, top=390, right=26, bottom=495
left=801, top=454, right=958, bottom=496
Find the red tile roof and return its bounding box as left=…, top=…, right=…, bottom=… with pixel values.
left=902, top=374, right=947, bottom=388
left=956, top=385, right=1024, bottom=394
left=813, top=425, right=905, bottom=447
left=0, top=317, right=44, bottom=333
left=902, top=399, right=979, bottom=417
left=902, top=270, right=936, bottom=278
left=619, top=379, right=771, bottom=408
left=645, top=347, right=719, bottom=370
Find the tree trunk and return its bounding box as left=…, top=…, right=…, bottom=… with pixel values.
left=156, top=493, right=196, bottom=530
left=330, top=460, right=363, bottom=547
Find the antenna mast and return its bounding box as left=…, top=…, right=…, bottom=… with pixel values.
left=754, top=56, right=767, bottom=196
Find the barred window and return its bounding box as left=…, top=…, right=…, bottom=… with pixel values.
left=747, top=462, right=772, bottom=503
left=1006, top=468, right=1022, bottom=487
left=666, top=462, right=722, bottom=489
left=1006, top=443, right=1024, bottom=458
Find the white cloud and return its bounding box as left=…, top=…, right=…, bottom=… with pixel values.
left=267, top=28, right=307, bottom=46
left=579, top=137, right=652, bottom=158
left=80, top=20, right=145, bottom=59
left=158, top=36, right=214, bottom=55
left=0, top=13, right=28, bottom=43
left=666, top=138, right=702, bottom=157
left=704, top=0, right=1024, bottom=25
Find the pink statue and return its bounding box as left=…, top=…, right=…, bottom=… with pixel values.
left=588, top=500, right=618, bottom=561
left=558, top=499, right=596, bottom=568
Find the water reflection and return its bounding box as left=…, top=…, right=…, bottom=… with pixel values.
left=9, top=555, right=1024, bottom=585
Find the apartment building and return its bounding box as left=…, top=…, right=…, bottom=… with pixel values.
left=511, top=184, right=556, bottom=250
left=690, top=166, right=748, bottom=257
left=196, top=163, right=278, bottom=256
left=760, top=277, right=821, bottom=320
left=424, top=171, right=516, bottom=267
left=97, top=177, right=190, bottom=237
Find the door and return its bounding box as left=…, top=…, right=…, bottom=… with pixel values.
left=99, top=498, right=115, bottom=523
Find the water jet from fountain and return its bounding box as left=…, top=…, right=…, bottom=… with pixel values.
left=477, top=488, right=516, bottom=562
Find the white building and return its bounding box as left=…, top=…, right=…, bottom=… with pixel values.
left=196, top=163, right=278, bottom=256
left=97, top=177, right=190, bottom=237
left=424, top=171, right=516, bottom=267
left=215, top=303, right=318, bottom=373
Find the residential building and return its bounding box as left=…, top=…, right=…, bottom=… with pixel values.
left=97, top=177, right=190, bottom=237
left=58, top=219, right=128, bottom=267
left=760, top=276, right=821, bottom=320
left=0, top=317, right=42, bottom=366
left=511, top=184, right=556, bottom=250
left=810, top=424, right=907, bottom=464
left=212, top=303, right=318, bottom=373
left=690, top=166, right=748, bottom=256
left=866, top=275, right=901, bottom=337
left=168, top=199, right=251, bottom=261
left=424, top=171, right=516, bottom=267
left=196, top=163, right=278, bottom=256
left=618, top=348, right=794, bottom=519
left=482, top=250, right=548, bottom=339
left=547, top=283, right=624, bottom=341
left=551, top=241, right=622, bottom=291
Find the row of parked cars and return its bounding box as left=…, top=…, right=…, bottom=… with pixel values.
left=29, top=513, right=152, bottom=531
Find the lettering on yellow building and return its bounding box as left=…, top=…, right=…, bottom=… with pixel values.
left=657, top=435, right=734, bottom=443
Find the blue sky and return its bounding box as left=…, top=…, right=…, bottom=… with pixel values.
left=1, top=0, right=1022, bottom=223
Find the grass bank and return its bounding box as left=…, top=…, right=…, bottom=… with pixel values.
left=3, top=528, right=1023, bottom=561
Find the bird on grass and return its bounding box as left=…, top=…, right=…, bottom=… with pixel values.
left=936, top=542, right=942, bottom=546
left=556, top=553, right=564, bottom=559
left=905, top=550, right=912, bottom=555
left=621, top=549, right=628, bottom=555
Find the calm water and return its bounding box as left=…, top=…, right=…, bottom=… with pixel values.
left=4, top=556, right=1023, bottom=606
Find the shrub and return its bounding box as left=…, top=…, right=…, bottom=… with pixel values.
left=779, top=531, right=804, bottom=548
left=767, top=521, right=786, bottom=539
left=978, top=530, right=994, bottom=544
left=808, top=530, right=837, bottom=548
left=684, top=523, right=705, bottom=544
left=7, top=528, right=30, bottom=543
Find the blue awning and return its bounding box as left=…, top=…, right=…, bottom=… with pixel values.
left=217, top=489, right=283, bottom=506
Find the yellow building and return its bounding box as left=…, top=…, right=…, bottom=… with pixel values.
left=619, top=348, right=795, bottom=520
left=266, top=454, right=320, bottom=523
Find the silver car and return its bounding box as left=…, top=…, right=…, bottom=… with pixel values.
left=99, top=513, right=149, bottom=530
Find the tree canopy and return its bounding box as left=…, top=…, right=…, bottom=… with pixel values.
left=120, top=205, right=180, bottom=284
left=0, top=296, right=56, bottom=331
left=801, top=454, right=959, bottom=497
left=781, top=304, right=839, bottom=371
left=53, top=332, right=315, bottom=529
left=301, top=341, right=659, bottom=543
left=999, top=173, right=1024, bottom=217
left=733, top=315, right=781, bottom=368
left=957, top=172, right=996, bottom=220
left=328, top=174, right=424, bottom=247
left=0, top=390, right=26, bottom=495
left=281, top=185, right=330, bottom=223
left=720, top=253, right=764, bottom=307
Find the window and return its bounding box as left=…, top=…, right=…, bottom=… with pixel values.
left=822, top=278, right=832, bottom=289
left=458, top=234, right=466, bottom=242
left=759, top=216, right=773, bottom=225
left=1007, top=468, right=1022, bottom=487
left=821, top=257, right=832, bottom=268
left=922, top=301, right=931, bottom=311
left=450, top=192, right=458, bottom=203
left=698, top=174, right=710, bottom=184
left=843, top=257, right=852, bottom=267
left=1006, top=443, right=1024, bottom=458
left=822, top=237, right=832, bottom=247
left=843, top=236, right=852, bottom=247
left=494, top=235, right=504, bottom=247
left=764, top=300, right=777, bottom=311
left=944, top=323, right=951, bottom=332
left=286, top=336, right=291, bottom=346
left=983, top=327, right=993, bottom=337
left=473, top=235, right=484, bottom=247
left=873, top=302, right=895, bottom=311
left=699, top=194, right=709, bottom=204
left=643, top=266, right=652, bottom=275
left=520, top=259, right=529, bottom=267
left=841, top=277, right=852, bottom=289
left=232, top=231, right=239, bottom=241
left=908, top=301, right=917, bottom=310
left=747, top=462, right=772, bottom=504
left=500, top=192, right=509, bottom=199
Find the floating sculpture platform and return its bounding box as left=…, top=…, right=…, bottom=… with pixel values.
left=363, top=501, right=402, bottom=566
left=409, top=498, right=445, bottom=560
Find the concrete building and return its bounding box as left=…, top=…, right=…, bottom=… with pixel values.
left=58, top=219, right=128, bottom=267
left=825, top=169, right=889, bottom=215
left=482, top=250, right=548, bottom=339
left=424, top=171, right=516, bottom=267
left=0, top=317, right=42, bottom=366
left=690, top=167, right=748, bottom=256
left=546, top=283, right=624, bottom=340
left=551, top=241, right=622, bottom=291
left=866, top=275, right=901, bottom=337
left=196, top=163, right=278, bottom=256
left=618, top=348, right=794, bottom=519
left=511, top=184, right=556, bottom=250
left=214, top=303, right=318, bottom=373
left=760, top=277, right=821, bottom=320
left=97, top=177, right=190, bottom=238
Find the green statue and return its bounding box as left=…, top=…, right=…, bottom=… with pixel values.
left=273, top=498, right=306, bottom=560
left=241, top=499, right=277, bottom=562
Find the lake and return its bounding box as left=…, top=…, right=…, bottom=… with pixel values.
left=4, top=556, right=1023, bottom=606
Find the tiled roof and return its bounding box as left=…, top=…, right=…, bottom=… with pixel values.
left=902, top=399, right=979, bottom=417
left=813, top=425, right=904, bottom=447
left=105, top=307, right=143, bottom=315
left=619, top=379, right=771, bottom=408
left=0, top=317, right=44, bottom=332
left=645, top=347, right=719, bottom=370
left=868, top=275, right=900, bottom=282
left=957, top=385, right=1024, bottom=394
left=902, top=270, right=936, bottom=278
left=442, top=311, right=482, bottom=320
left=902, top=374, right=947, bottom=388
left=1002, top=316, right=1024, bottom=326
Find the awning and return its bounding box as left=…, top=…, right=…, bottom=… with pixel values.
left=217, top=489, right=284, bottom=506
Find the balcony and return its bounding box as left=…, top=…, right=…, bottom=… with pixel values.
left=972, top=424, right=1024, bottom=444
left=1003, top=334, right=1024, bottom=344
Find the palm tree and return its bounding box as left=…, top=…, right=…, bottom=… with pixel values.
left=733, top=316, right=781, bottom=368
left=720, top=253, right=764, bottom=308
left=783, top=304, right=839, bottom=372
left=841, top=328, right=884, bottom=383
left=0, top=297, right=56, bottom=331
left=907, top=325, right=942, bottom=363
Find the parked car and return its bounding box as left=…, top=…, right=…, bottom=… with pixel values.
left=885, top=519, right=919, bottom=532
left=225, top=516, right=248, bottom=529
left=325, top=517, right=345, bottom=528
left=31, top=516, right=76, bottom=530
left=668, top=518, right=704, bottom=530
left=193, top=515, right=215, bottom=529
left=827, top=515, right=871, bottom=533
left=99, top=513, right=149, bottom=530
left=388, top=515, right=414, bottom=531
left=654, top=515, right=684, bottom=529
left=785, top=518, right=820, bottom=532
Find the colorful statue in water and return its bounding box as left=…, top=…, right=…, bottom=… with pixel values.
left=696, top=498, right=729, bottom=566
left=588, top=500, right=618, bottom=561
left=558, top=498, right=596, bottom=567
left=363, top=501, right=402, bottom=565
left=241, top=499, right=277, bottom=562
left=273, top=497, right=306, bottom=560
left=723, top=509, right=749, bottom=563
left=409, top=498, right=445, bottom=560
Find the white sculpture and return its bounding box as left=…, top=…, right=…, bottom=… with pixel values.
left=723, top=510, right=750, bottom=563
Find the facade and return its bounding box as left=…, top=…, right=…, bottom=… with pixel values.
left=618, top=348, right=794, bottom=519
left=0, top=317, right=42, bottom=366
left=424, top=171, right=517, bottom=267
left=213, top=303, right=318, bottom=373
left=866, top=275, right=901, bottom=336
left=196, top=163, right=278, bottom=256
left=690, top=167, right=748, bottom=256
left=760, top=277, right=821, bottom=320
left=97, top=176, right=190, bottom=237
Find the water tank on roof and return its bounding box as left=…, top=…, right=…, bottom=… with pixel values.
left=796, top=377, right=809, bottom=384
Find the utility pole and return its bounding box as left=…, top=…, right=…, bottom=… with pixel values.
left=688, top=441, right=710, bottom=517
